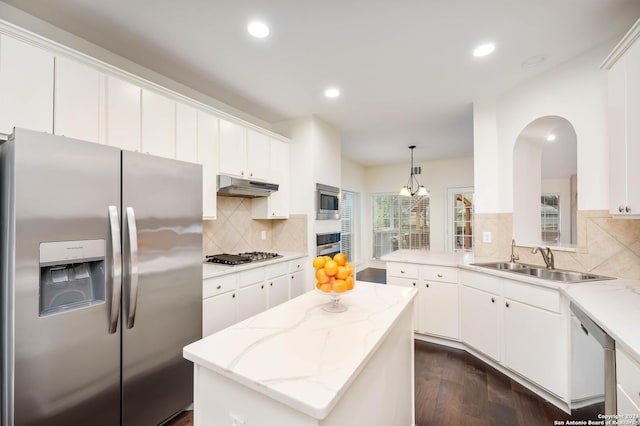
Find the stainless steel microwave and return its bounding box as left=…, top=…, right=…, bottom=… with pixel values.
left=316, top=183, right=340, bottom=220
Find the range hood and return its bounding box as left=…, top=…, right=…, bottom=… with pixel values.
left=216, top=174, right=279, bottom=198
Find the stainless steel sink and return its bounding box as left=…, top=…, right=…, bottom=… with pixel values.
left=472, top=262, right=614, bottom=283
left=471, top=261, right=530, bottom=270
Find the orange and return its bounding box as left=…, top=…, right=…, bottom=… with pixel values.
left=333, top=253, right=347, bottom=266
left=345, top=276, right=355, bottom=290
left=323, top=255, right=332, bottom=264
left=316, top=268, right=330, bottom=284
left=318, top=282, right=332, bottom=293
left=335, top=266, right=348, bottom=280
left=332, top=279, right=347, bottom=293
left=344, top=263, right=355, bottom=276
left=324, top=260, right=338, bottom=276
left=312, top=256, right=326, bottom=269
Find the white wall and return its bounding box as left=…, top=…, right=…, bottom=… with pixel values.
left=363, top=157, right=474, bottom=258
left=473, top=42, right=612, bottom=214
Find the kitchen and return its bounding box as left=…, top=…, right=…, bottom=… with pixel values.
left=1, top=1, right=640, bottom=425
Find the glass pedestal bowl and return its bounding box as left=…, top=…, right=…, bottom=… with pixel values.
left=316, top=287, right=353, bottom=313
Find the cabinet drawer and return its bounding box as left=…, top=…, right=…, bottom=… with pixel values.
left=238, top=268, right=265, bottom=288
left=421, top=265, right=458, bottom=283
left=617, top=384, right=640, bottom=421
left=388, top=276, right=419, bottom=289
left=265, top=261, right=288, bottom=279
left=503, top=280, right=560, bottom=313
left=387, top=262, right=419, bottom=279
left=618, top=348, right=640, bottom=410
left=288, top=258, right=305, bottom=273
left=459, top=270, right=501, bottom=295
left=203, top=274, right=237, bottom=299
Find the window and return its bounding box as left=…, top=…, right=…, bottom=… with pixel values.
left=372, top=193, right=429, bottom=258
left=448, top=189, right=474, bottom=252
left=541, top=194, right=560, bottom=243
left=341, top=190, right=358, bottom=264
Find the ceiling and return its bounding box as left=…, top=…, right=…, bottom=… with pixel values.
left=3, top=0, right=639, bottom=166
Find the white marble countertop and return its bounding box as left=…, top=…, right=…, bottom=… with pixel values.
left=202, top=251, right=307, bottom=279
left=381, top=249, right=640, bottom=363
left=183, top=281, right=417, bottom=419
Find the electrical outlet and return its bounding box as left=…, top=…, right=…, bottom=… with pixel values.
left=230, top=413, right=245, bottom=426
left=482, top=231, right=492, bottom=243
left=261, top=230, right=267, bottom=240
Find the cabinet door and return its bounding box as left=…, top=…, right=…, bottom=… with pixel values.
left=246, top=129, right=270, bottom=180
left=202, top=291, right=237, bottom=337
left=608, top=57, right=628, bottom=215
left=197, top=111, right=218, bottom=219
left=237, top=282, right=266, bottom=322
left=54, top=56, right=101, bottom=143
left=0, top=34, right=54, bottom=135
left=503, top=299, right=566, bottom=398
left=387, top=276, right=419, bottom=329
left=460, top=285, right=500, bottom=361
left=418, top=281, right=459, bottom=339
left=141, top=89, right=175, bottom=158
left=106, top=75, right=141, bottom=151
left=175, top=102, right=198, bottom=163
left=267, top=275, right=289, bottom=308
left=289, top=270, right=306, bottom=299
left=219, top=118, right=246, bottom=177
left=269, top=139, right=290, bottom=217
left=626, top=40, right=640, bottom=214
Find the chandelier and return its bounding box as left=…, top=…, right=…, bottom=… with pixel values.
left=399, top=145, right=429, bottom=197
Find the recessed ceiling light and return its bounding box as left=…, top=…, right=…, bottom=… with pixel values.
left=248, top=21, right=269, bottom=38
left=473, top=43, right=495, bottom=57
left=546, top=134, right=556, bottom=142
left=325, top=88, right=340, bottom=98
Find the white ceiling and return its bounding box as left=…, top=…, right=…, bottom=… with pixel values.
left=3, top=0, right=639, bottom=166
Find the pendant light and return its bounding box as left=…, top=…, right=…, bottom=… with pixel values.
left=399, top=145, right=429, bottom=197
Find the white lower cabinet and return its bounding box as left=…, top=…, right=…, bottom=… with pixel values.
left=617, top=347, right=640, bottom=419
left=290, top=270, right=305, bottom=298
left=267, top=275, right=289, bottom=308
left=418, top=280, right=459, bottom=339
left=460, top=284, right=501, bottom=361
left=238, top=282, right=267, bottom=322
left=202, top=290, right=237, bottom=337
left=503, top=298, right=566, bottom=398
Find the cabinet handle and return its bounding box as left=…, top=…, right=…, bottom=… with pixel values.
left=250, top=172, right=253, bottom=177
left=425, top=283, right=430, bottom=288
left=412, top=282, right=416, bottom=286
left=626, top=206, right=631, bottom=213
left=400, top=270, right=405, bottom=274
left=505, top=302, right=509, bottom=308
left=270, top=282, right=273, bottom=286
left=491, top=297, right=495, bottom=303
left=216, top=285, right=222, bottom=290
left=437, top=274, right=443, bottom=278
left=261, top=284, right=264, bottom=289
left=232, top=293, right=236, bottom=298
left=619, top=205, right=624, bottom=213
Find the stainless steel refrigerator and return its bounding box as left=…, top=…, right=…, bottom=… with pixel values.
left=0, top=128, right=203, bottom=425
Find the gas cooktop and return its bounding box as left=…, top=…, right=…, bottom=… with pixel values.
left=205, top=252, right=282, bottom=265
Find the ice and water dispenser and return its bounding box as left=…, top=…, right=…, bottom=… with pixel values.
left=39, top=239, right=106, bottom=316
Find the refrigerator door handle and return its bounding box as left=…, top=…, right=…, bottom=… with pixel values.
left=124, top=207, right=139, bottom=329
left=108, top=205, right=122, bottom=334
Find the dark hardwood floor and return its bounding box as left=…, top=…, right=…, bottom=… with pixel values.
left=166, top=340, right=603, bottom=426
left=356, top=267, right=387, bottom=284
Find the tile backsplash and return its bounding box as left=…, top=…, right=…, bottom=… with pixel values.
left=203, top=196, right=307, bottom=256
left=474, top=210, right=640, bottom=280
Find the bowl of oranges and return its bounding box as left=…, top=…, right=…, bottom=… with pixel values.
left=313, top=253, right=355, bottom=313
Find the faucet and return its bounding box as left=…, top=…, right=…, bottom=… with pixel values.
left=532, top=246, right=554, bottom=269
left=510, top=239, right=520, bottom=263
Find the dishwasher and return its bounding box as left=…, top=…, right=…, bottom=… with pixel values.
left=570, top=301, right=616, bottom=415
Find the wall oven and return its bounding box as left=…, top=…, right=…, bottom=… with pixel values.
left=316, top=183, right=340, bottom=220
left=316, top=232, right=341, bottom=258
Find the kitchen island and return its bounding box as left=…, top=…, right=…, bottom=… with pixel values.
left=183, top=281, right=417, bottom=426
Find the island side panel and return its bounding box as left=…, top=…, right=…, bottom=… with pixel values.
left=321, top=305, right=415, bottom=426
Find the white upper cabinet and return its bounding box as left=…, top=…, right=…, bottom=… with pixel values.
left=106, top=75, right=141, bottom=151
left=197, top=111, right=219, bottom=219
left=252, top=138, right=290, bottom=219
left=141, top=89, right=175, bottom=159
left=605, top=21, right=640, bottom=217
left=219, top=118, right=247, bottom=177
left=175, top=102, right=198, bottom=163
left=246, top=129, right=270, bottom=180
left=54, top=56, right=102, bottom=143
left=0, top=34, right=54, bottom=135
